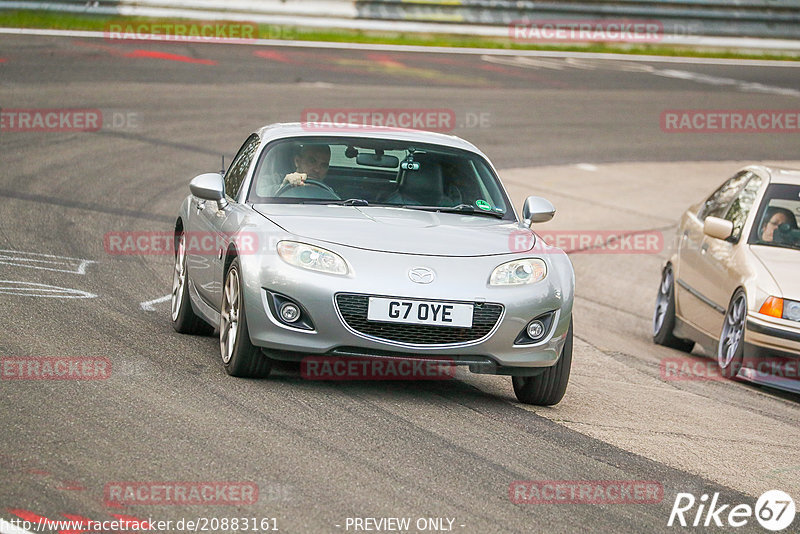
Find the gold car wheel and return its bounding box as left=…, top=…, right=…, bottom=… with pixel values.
left=718, top=290, right=746, bottom=370
left=653, top=266, right=673, bottom=335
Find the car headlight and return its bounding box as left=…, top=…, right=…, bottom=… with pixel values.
left=277, top=241, right=348, bottom=275
left=759, top=296, right=800, bottom=322
left=489, top=258, right=546, bottom=286
left=786, top=300, right=800, bottom=322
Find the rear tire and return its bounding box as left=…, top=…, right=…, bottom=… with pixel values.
left=512, top=318, right=573, bottom=406
left=171, top=231, right=213, bottom=335
left=219, top=257, right=272, bottom=378
left=653, top=264, right=695, bottom=353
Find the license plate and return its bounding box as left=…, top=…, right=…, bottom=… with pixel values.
left=367, top=297, right=473, bottom=328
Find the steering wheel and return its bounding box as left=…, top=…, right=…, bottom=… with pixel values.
left=274, top=179, right=340, bottom=199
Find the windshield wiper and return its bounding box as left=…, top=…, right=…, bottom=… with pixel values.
left=401, top=204, right=505, bottom=218
left=330, top=199, right=369, bottom=206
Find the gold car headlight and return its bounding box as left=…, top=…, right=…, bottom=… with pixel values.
left=489, top=258, right=547, bottom=286
left=277, top=241, right=348, bottom=275
left=785, top=300, right=800, bottom=322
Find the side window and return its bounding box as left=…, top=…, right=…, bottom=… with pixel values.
left=724, top=175, right=763, bottom=241
left=224, top=134, right=260, bottom=200
left=697, top=171, right=751, bottom=221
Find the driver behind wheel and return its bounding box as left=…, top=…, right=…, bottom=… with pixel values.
left=759, top=206, right=798, bottom=243
left=282, top=144, right=330, bottom=187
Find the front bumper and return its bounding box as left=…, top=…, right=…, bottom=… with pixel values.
left=740, top=314, right=800, bottom=391
left=238, top=240, right=574, bottom=372
left=745, top=314, right=800, bottom=356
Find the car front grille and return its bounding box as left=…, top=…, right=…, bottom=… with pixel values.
left=335, top=293, right=503, bottom=346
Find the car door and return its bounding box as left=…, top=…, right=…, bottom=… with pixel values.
left=189, top=134, right=260, bottom=308
left=675, top=171, right=752, bottom=334
left=696, top=173, right=764, bottom=336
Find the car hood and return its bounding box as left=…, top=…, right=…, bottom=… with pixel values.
left=750, top=245, right=800, bottom=297
left=252, top=204, right=531, bottom=257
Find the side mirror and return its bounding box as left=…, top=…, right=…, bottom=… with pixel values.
left=703, top=216, right=733, bottom=241
left=521, top=196, right=555, bottom=227
left=189, top=173, right=228, bottom=208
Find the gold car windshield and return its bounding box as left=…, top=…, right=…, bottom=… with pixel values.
left=748, top=184, right=800, bottom=250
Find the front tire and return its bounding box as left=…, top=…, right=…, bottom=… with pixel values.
left=512, top=318, right=573, bottom=406
left=219, top=257, right=272, bottom=378
left=717, top=289, right=746, bottom=379
left=653, top=264, right=695, bottom=352
left=171, top=231, right=213, bottom=335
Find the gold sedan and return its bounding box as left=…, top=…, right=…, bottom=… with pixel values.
left=654, top=165, right=800, bottom=393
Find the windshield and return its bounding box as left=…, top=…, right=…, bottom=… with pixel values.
left=747, top=183, right=800, bottom=251
left=248, top=137, right=513, bottom=219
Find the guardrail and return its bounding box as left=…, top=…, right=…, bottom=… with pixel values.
left=2, top=0, right=799, bottom=40
left=355, top=0, right=800, bottom=40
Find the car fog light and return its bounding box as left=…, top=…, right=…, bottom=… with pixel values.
left=527, top=320, right=545, bottom=340
left=280, top=302, right=300, bottom=323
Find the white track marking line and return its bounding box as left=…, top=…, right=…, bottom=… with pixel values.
left=140, top=294, right=171, bottom=311
left=0, top=518, right=36, bottom=534
left=564, top=57, right=601, bottom=70
left=0, top=27, right=799, bottom=66
left=646, top=66, right=800, bottom=97
left=576, top=163, right=599, bottom=171
left=0, top=249, right=96, bottom=275
left=0, top=280, right=97, bottom=298
left=505, top=56, right=567, bottom=70
left=482, top=54, right=800, bottom=97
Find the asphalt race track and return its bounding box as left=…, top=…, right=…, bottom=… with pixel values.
left=1, top=33, right=800, bottom=533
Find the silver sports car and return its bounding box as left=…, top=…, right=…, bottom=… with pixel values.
left=171, top=123, right=575, bottom=405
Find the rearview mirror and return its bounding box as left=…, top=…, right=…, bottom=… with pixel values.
left=357, top=153, right=400, bottom=168
left=703, top=216, right=733, bottom=241
left=522, top=196, right=555, bottom=226
left=189, top=173, right=227, bottom=208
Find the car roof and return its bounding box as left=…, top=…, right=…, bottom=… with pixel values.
left=255, top=122, right=487, bottom=158
left=747, top=165, right=800, bottom=186
left=769, top=168, right=800, bottom=186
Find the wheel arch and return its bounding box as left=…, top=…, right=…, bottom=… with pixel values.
left=223, top=243, right=239, bottom=277
left=173, top=217, right=184, bottom=256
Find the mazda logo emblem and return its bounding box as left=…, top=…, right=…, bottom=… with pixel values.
left=408, top=267, right=435, bottom=284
